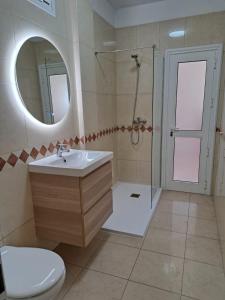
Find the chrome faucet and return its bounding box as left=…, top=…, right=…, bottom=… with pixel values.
left=56, top=144, right=70, bottom=157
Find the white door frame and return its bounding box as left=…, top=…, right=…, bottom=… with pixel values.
left=162, top=44, right=223, bottom=194
left=38, top=62, right=68, bottom=124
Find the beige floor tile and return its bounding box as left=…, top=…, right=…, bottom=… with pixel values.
left=122, top=281, right=180, bottom=300
left=151, top=211, right=188, bottom=234
left=190, top=193, right=213, bottom=206
left=188, top=217, right=218, bottom=239
left=161, top=190, right=190, bottom=202
left=63, top=269, right=127, bottom=300
left=143, top=228, right=186, bottom=257
left=183, top=260, right=225, bottom=300
left=87, top=241, right=139, bottom=279
left=97, top=229, right=143, bottom=248
left=185, top=235, right=223, bottom=266
left=56, top=264, right=82, bottom=300
left=54, top=239, right=102, bottom=267
left=189, top=203, right=216, bottom=220
left=157, top=200, right=189, bottom=216
left=130, top=250, right=184, bottom=293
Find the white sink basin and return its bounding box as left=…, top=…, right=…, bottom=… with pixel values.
left=29, top=149, right=113, bottom=177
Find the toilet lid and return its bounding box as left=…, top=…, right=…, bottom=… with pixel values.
left=1, top=246, right=65, bottom=299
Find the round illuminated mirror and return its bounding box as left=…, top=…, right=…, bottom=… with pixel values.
left=16, top=37, right=70, bottom=124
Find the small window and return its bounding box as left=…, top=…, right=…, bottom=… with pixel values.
left=27, top=0, right=56, bottom=16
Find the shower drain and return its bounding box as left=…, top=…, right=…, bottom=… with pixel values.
left=130, top=193, right=141, bottom=198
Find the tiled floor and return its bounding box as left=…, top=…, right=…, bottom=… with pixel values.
left=55, top=191, right=225, bottom=300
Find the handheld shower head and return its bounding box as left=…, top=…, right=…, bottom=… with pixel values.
left=131, top=54, right=141, bottom=68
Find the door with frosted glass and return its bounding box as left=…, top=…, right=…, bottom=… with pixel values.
left=163, top=45, right=222, bottom=194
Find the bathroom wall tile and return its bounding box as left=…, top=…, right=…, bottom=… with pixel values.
left=182, top=260, right=225, bottom=300
left=137, top=22, right=160, bottom=48
left=159, top=18, right=186, bottom=51
left=3, top=219, right=37, bottom=247
left=122, top=281, right=180, bottom=300
left=79, top=43, right=97, bottom=93
left=143, top=228, right=186, bottom=257
left=117, top=132, right=137, bottom=161
left=0, top=163, right=33, bottom=237
left=97, top=94, right=116, bottom=129
left=0, top=83, right=27, bottom=155
left=87, top=240, right=139, bottom=279
left=136, top=134, right=152, bottom=161
left=116, top=26, right=137, bottom=50
left=116, top=60, right=137, bottom=95
left=185, top=235, right=223, bottom=267
left=96, top=58, right=116, bottom=95
left=139, top=62, right=154, bottom=94
left=25, top=106, right=76, bottom=149
left=77, top=0, right=95, bottom=49
left=11, top=0, right=68, bottom=38
left=63, top=269, right=127, bottom=300
left=136, top=160, right=151, bottom=185
left=93, top=12, right=115, bottom=61
left=185, top=13, right=219, bottom=47
left=117, top=159, right=137, bottom=182
left=116, top=94, right=133, bottom=125
left=0, top=7, right=15, bottom=68
left=150, top=211, right=188, bottom=234
left=130, top=250, right=184, bottom=293
left=136, top=93, right=152, bottom=124
left=82, top=92, right=98, bottom=133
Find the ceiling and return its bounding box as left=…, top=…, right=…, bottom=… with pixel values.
left=108, top=0, right=164, bottom=9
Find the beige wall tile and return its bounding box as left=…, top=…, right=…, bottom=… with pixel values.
left=117, top=159, right=137, bottom=182
left=0, top=163, right=33, bottom=237
left=136, top=160, right=151, bottom=184
left=77, top=0, right=95, bottom=49
left=137, top=22, right=160, bottom=48
left=0, top=0, right=80, bottom=249
left=159, top=18, right=186, bottom=50
left=116, top=26, right=137, bottom=50
left=0, top=83, right=27, bottom=154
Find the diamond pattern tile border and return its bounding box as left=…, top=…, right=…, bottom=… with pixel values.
left=0, top=125, right=152, bottom=172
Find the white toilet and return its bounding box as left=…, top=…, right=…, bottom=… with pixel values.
left=0, top=246, right=65, bottom=300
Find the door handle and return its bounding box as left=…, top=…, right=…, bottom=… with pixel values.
left=170, top=128, right=180, bottom=137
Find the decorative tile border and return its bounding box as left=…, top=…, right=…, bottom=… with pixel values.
left=0, top=125, right=152, bottom=172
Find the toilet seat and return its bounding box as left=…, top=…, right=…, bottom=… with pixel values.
left=1, top=246, right=65, bottom=299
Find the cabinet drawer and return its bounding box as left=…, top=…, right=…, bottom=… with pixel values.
left=81, top=162, right=112, bottom=213
left=83, top=190, right=113, bottom=246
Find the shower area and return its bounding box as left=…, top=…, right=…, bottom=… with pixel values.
left=93, top=43, right=162, bottom=236
left=78, top=8, right=163, bottom=237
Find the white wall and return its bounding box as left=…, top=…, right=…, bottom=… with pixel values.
left=89, top=0, right=115, bottom=26
left=115, top=0, right=225, bottom=27
left=90, top=0, right=225, bottom=28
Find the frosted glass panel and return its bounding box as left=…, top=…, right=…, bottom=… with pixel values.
left=173, top=137, right=201, bottom=183
left=49, top=74, right=69, bottom=123
left=176, top=61, right=206, bottom=130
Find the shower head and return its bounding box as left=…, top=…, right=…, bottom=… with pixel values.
left=131, top=54, right=141, bottom=68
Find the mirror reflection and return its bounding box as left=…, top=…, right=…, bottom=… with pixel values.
left=16, top=37, right=70, bottom=124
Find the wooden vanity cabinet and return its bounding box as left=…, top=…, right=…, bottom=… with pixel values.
left=30, top=162, right=113, bottom=247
